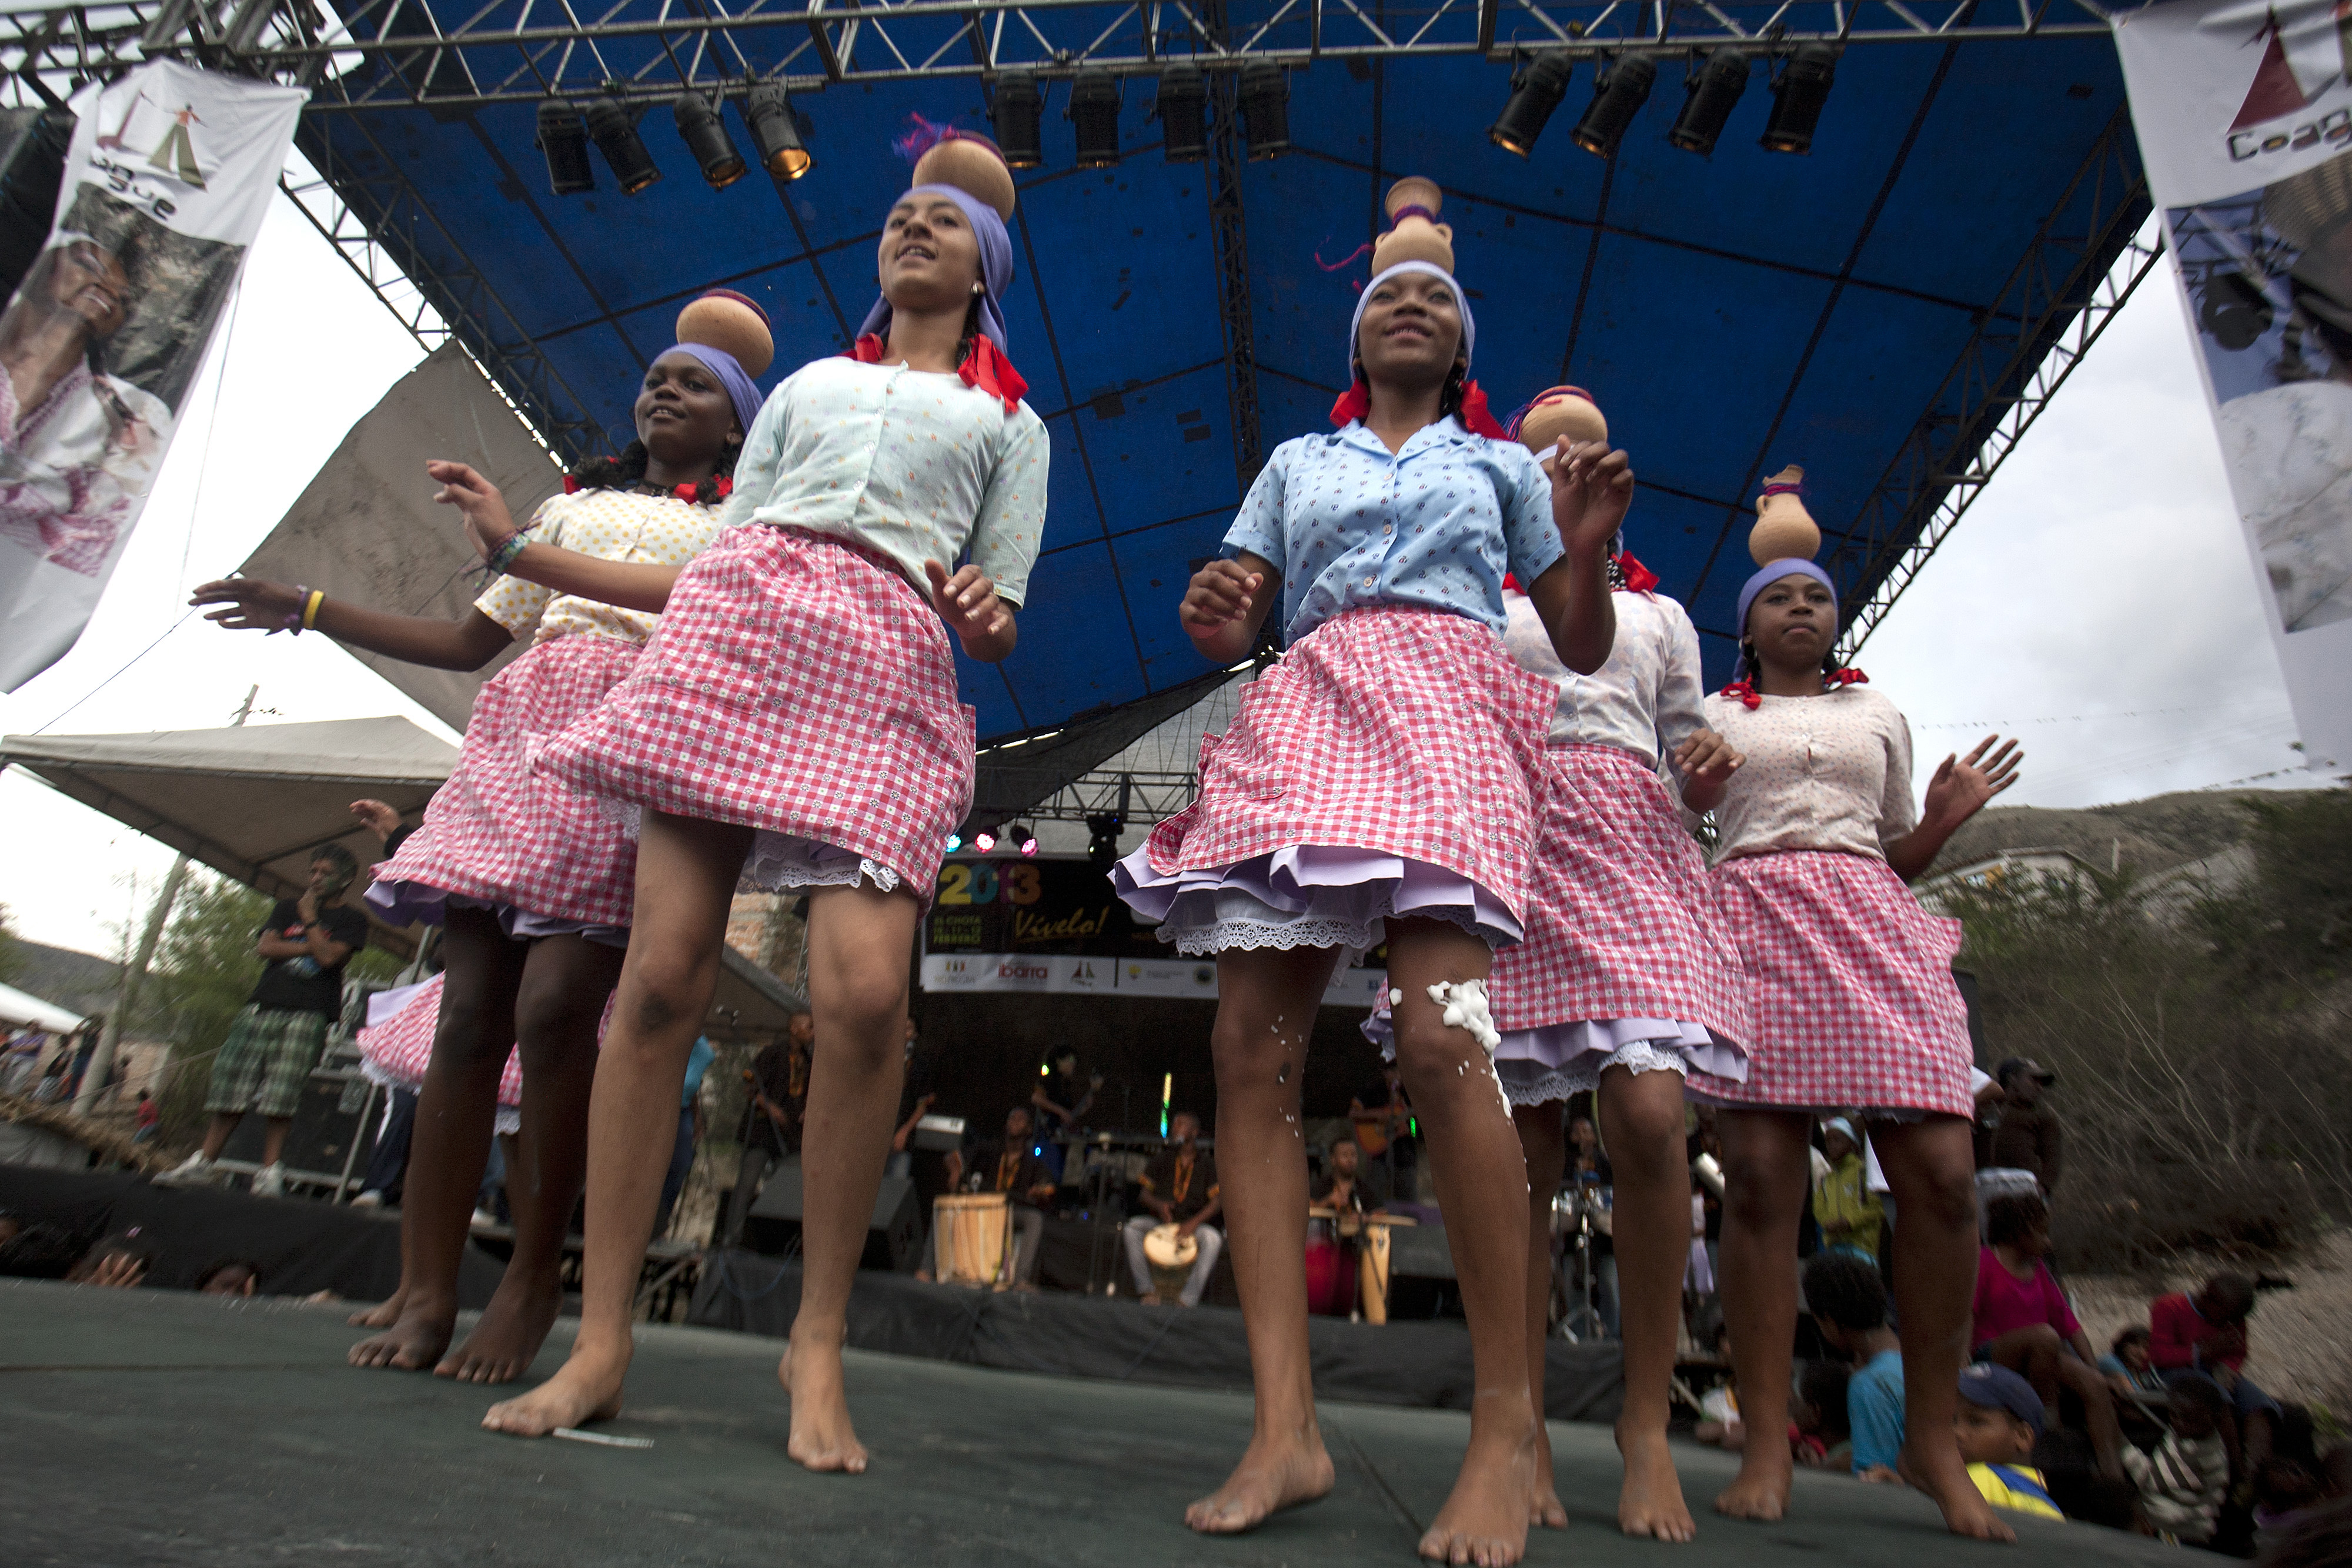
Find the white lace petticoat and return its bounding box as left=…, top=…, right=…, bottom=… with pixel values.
left=1113, top=844, right=1521, bottom=957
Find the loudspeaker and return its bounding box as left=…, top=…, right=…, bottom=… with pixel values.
left=218, top=1073, right=379, bottom=1179
left=1384, top=1222, right=1461, bottom=1320
left=745, top=1161, right=921, bottom=1272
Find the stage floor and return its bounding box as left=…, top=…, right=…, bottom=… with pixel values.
left=2, top=1280, right=2173, bottom=1567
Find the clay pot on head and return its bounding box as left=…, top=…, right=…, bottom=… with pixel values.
left=676, top=289, right=774, bottom=377
left=1749, top=464, right=1820, bottom=566
left=1515, top=386, right=1608, bottom=456
left=1370, top=175, right=1455, bottom=275
left=912, top=133, right=1017, bottom=220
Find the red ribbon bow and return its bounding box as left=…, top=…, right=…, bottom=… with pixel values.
left=562, top=474, right=732, bottom=503
left=1616, top=550, right=1659, bottom=594
left=1328, top=377, right=1509, bottom=441
left=1722, top=666, right=1867, bottom=710
left=848, top=332, right=1029, bottom=414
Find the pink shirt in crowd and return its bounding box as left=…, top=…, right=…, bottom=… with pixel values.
left=1971, top=1247, right=2081, bottom=1348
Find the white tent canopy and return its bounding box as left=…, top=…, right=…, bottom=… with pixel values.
left=0, top=716, right=803, bottom=1036
left=0, top=979, right=85, bottom=1032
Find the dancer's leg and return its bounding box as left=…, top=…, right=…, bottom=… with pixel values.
left=441, top=932, right=622, bottom=1383
left=778, top=880, right=921, bottom=1473
left=1387, top=919, right=1536, bottom=1568
left=1872, top=1115, right=2013, bottom=1542
left=1187, top=942, right=1341, bottom=1534
left=1711, top=1108, right=1809, bottom=1521
left=1598, top=1063, right=1698, bottom=1542
left=352, top=906, right=527, bottom=1370
left=483, top=812, right=749, bottom=1435
left=1512, top=1101, right=1568, bottom=1529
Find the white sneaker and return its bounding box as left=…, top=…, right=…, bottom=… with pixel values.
left=155, top=1151, right=219, bottom=1188
left=251, top=1163, right=288, bottom=1198
left=349, top=1190, right=385, bottom=1209
left=471, top=1208, right=498, bottom=1227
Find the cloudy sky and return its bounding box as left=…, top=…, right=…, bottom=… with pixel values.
left=0, top=169, right=2323, bottom=962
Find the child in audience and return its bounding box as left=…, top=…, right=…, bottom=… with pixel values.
left=1803, top=1253, right=1906, bottom=1480
left=1955, top=1362, right=2063, bottom=1522
left=2124, top=1376, right=2231, bottom=1544
left=1796, top=1360, right=1853, bottom=1470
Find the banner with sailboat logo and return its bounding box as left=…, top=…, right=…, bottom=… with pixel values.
left=0, top=60, right=306, bottom=690
left=2115, top=0, right=2352, bottom=774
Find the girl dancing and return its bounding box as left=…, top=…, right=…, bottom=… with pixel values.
left=477, top=128, right=1047, bottom=1474
left=1118, top=180, right=1626, bottom=1566
left=188, top=292, right=766, bottom=1382
left=1695, top=471, right=2021, bottom=1539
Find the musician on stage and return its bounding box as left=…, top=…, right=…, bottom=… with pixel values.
left=1309, top=1135, right=1377, bottom=1229
left=1030, top=1047, right=1102, bottom=1182
left=968, top=1105, right=1056, bottom=1290
left=721, top=1010, right=810, bottom=1248
left=1347, top=1064, right=1416, bottom=1205
left=1123, top=1112, right=1223, bottom=1307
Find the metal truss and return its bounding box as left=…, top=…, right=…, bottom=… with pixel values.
left=1201, top=0, right=1265, bottom=487
left=1838, top=106, right=2157, bottom=656
left=0, top=0, right=2119, bottom=115
left=987, top=768, right=1200, bottom=825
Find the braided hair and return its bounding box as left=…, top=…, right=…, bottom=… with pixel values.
left=567, top=434, right=740, bottom=507
left=1440, top=360, right=1469, bottom=423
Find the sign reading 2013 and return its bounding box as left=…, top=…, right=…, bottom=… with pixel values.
left=924, top=856, right=1164, bottom=958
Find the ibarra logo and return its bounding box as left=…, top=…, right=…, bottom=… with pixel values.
left=2209, top=1, right=2352, bottom=160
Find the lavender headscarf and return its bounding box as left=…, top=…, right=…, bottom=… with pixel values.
left=1735, top=558, right=1836, bottom=637
left=1346, top=259, right=1476, bottom=380
left=856, top=183, right=1014, bottom=354
left=664, top=343, right=764, bottom=437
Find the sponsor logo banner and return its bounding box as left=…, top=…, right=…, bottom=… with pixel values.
left=923, top=952, right=1382, bottom=1005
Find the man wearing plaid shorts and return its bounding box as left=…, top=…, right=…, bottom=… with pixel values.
left=158, top=845, right=368, bottom=1197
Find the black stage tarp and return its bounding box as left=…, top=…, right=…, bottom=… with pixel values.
left=689, top=1247, right=1623, bottom=1423
left=0, top=1166, right=502, bottom=1306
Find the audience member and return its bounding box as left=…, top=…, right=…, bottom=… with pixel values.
left=31, top=1051, right=68, bottom=1104
left=653, top=1035, right=715, bottom=1238
left=350, top=1087, right=417, bottom=1210
left=969, top=1105, right=1056, bottom=1291
left=2124, top=1376, right=2231, bottom=1546
left=723, top=1011, right=810, bottom=1248
left=1804, top=1252, right=1906, bottom=1481
left=1812, top=1116, right=1883, bottom=1263
left=1796, top=1360, right=1854, bottom=1470
left=0, top=1219, right=81, bottom=1278
left=1563, top=1111, right=1618, bottom=1334
left=2149, top=1271, right=2283, bottom=1482
left=131, top=1090, right=159, bottom=1144
left=2099, top=1325, right=2168, bottom=1398
left=1122, top=1111, right=1222, bottom=1308
left=196, top=1259, right=263, bottom=1296
left=66, top=1228, right=157, bottom=1288
left=1978, top=1058, right=2063, bottom=1195
left=1693, top=1312, right=1743, bottom=1450
left=1968, top=1193, right=2123, bottom=1477
left=1955, top=1363, right=2064, bottom=1522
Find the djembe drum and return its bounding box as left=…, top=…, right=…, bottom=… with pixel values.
left=1142, top=1222, right=1197, bottom=1300
left=934, top=1192, right=1010, bottom=1287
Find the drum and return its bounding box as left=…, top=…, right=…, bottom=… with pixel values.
left=1357, top=1213, right=1415, bottom=1326
left=1142, top=1221, right=1197, bottom=1300
left=934, top=1193, right=1010, bottom=1287
left=1305, top=1206, right=1356, bottom=1317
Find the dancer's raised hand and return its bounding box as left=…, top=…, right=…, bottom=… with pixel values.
left=189, top=576, right=303, bottom=633
left=1547, top=437, right=1635, bottom=560
left=426, top=460, right=516, bottom=560
left=1922, top=734, right=2022, bottom=832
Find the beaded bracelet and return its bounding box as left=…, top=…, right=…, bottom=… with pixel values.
left=483, top=533, right=529, bottom=577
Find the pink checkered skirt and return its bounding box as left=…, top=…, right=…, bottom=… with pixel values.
left=1486, top=743, right=1749, bottom=1103
left=1689, top=850, right=1973, bottom=1117
left=356, top=975, right=520, bottom=1113
left=368, top=633, right=642, bottom=930
left=1116, top=606, right=1553, bottom=953
left=533, top=526, right=973, bottom=897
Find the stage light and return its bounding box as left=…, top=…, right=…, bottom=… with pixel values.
left=1666, top=48, right=1749, bottom=156
left=1569, top=54, right=1656, bottom=159
left=1005, top=823, right=1039, bottom=855
left=1238, top=62, right=1289, bottom=159
left=944, top=832, right=963, bottom=852
left=536, top=98, right=596, bottom=196
left=1070, top=68, right=1122, bottom=168
left=2199, top=270, right=2274, bottom=351
left=674, top=92, right=747, bottom=189
left=585, top=98, right=662, bottom=195
left=1760, top=42, right=1838, bottom=155
left=1085, top=812, right=1124, bottom=871
left=743, top=81, right=811, bottom=179
left=1488, top=52, right=1573, bottom=157
left=993, top=74, right=1044, bottom=169
left=1155, top=61, right=1207, bottom=162
left=974, top=829, right=998, bottom=852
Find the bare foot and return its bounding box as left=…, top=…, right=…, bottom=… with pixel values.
left=437, top=1268, right=562, bottom=1385
left=348, top=1294, right=455, bottom=1372
left=1616, top=1419, right=1695, bottom=1542
left=1185, top=1425, right=1335, bottom=1534
left=1529, top=1419, right=1567, bottom=1529
left=481, top=1347, right=626, bottom=1437
left=1713, top=1443, right=1792, bottom=1522
left=348, top=1284, right=407, bottom=1329
left=1419, top=1418, right=1536, bottom=1566
left=1898, top=1440, right=2017, bottom=1542
left=779, top=1338, right=868, bottom=1474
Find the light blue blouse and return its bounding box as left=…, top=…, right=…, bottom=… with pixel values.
left=1221, top=416, right=1564, bottom=644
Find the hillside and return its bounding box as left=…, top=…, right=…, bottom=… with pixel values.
left=1926, top=787, right=2339, bottom=880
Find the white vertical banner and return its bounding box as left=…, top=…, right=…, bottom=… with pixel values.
left=0, top=61, right=307, bottom=690
left=2114, top=0, right=2352, bottom=771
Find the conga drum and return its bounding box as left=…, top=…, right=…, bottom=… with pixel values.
left=1358, top=1213, right=1415, bottom=1325
left=1305, top=1206, right=1356, bottom=1317
left=1142, top=1222, right=1198, bottom=1300
left=934, top=1192, right=1010, bottom=1286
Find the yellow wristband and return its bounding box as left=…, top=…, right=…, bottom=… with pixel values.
left=302, top=589, right=325, bottom=631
